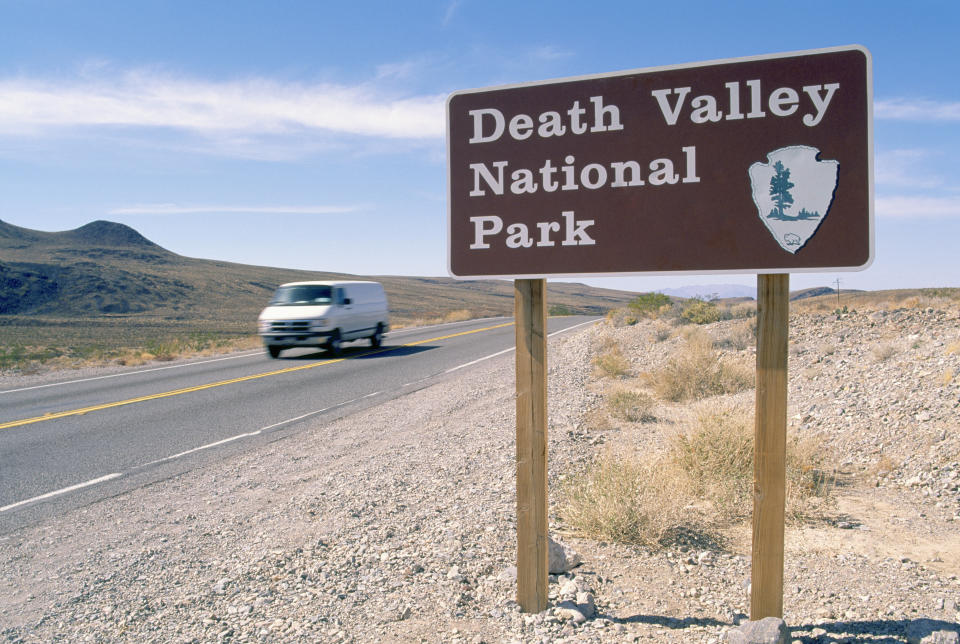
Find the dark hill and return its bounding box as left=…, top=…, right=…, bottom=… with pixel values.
left=64, top=220, right=165, bottom=249
left=790, top=286, right=864, bottom=301
left=0, top=219, right=638, bottom=322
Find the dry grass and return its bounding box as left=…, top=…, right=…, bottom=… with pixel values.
left=667, top=405, right=754, bottom=517
left=652, top=322, right=672, bottom=342
left=559, top=450, right=683, bottom=547
left=560, top=403, right=836, bottom=547
left=716, top=319, right=755, bottom=351
left=392, top=309, right=476, bottom=329
left=0, top=322, right=260, bottom=374
left=606, top=388, right=656, bottom=423
left=645, top=330, right=753, bottom=401
left=792, top=287, right=960, bottom=315
left=726, top=301, right=757, bottom=319
left=605, top=308, right=639, bottom=327
left=871, top=454, right=899, bottom=477
left=592, top=338, right=632, bottom=379
left=871, top=343, right=898, bottom=362
left=942, top=369, right=956, bottom=387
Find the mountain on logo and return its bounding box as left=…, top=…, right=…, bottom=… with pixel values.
left=748, top=146, right=839, bottom=254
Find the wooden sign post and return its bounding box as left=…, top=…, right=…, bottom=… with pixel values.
left=514, top=278, right=549, bottom=612
left=752, top=273, right=789, bottom=618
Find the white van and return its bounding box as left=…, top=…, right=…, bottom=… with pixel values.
left=257, top=281, right=390, bottom=358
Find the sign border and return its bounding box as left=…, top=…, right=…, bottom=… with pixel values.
left=446, top=45, right=873, bottom=280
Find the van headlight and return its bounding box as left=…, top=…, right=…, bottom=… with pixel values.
left=310, top=318, right=328, bottom=331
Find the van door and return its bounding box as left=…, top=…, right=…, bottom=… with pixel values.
left=331, top=287, right=350, bottom=336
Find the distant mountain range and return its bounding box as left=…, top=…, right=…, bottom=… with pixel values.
left=657, top=284, right=757, bottom=300
left=0, top=219, right=640, bottom=323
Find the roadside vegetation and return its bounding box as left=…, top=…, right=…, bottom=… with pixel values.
left=0, top=317, right=258, bottom=374
left=560, top=291, right=837, bottom=549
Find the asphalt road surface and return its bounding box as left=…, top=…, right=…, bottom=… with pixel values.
left=0, top=315, right=598, bottom=533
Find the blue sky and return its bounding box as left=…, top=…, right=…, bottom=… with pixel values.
left=1, top=1, right=958, bottom=295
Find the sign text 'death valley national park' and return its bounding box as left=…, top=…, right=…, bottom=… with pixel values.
left=447, top=46, right=872, bottom=279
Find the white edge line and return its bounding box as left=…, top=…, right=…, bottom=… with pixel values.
left=445, top=347, right=514, bottom=374
left=0, top=473, right=123, bottom=513
left=546, top=318, right=599, bottom=338
left=0, top=350, right=264, bottom=395
left=444, top=318, right=599, bottom=374
left=143, top=430, right=265, bottom=466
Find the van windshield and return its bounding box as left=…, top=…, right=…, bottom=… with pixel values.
left=270, top=285, right=333, bottom=305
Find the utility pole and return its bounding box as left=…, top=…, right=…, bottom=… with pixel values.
left=834, top=278, right=842, bottom=309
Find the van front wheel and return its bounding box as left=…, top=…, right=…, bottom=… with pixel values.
left=267, top=345, right=282, bottom=359
left=326, top=330, right=342, bottom=357
left=370, top=323, right=384, bottom=348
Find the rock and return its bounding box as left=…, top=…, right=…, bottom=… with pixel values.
left=558, top=579, right=578, bottom=596
left=554, top=600, right=588, bottom=624
left=724, top=617, right=789, bottom=644
left=548, top=536, right=582, bottom=574
left=906, top=619, right=960, bottom=644
left=575, top=591, right=596, bottom=618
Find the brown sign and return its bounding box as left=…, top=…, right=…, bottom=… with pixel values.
left=447, top=46, right=872, bottom=278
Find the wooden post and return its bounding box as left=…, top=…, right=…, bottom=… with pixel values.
left=751, top=273, right=789, bottom=619
left=514, top=278, right=549, bottom=613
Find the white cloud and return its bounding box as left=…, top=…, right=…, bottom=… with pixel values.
left=0, top=69, right=446, bottom=140
left=876, top=195, right=960, bottom=218
left=875, top=98, right=960, bottom=121
left=875, top=149, right=944, bottom=190
left=108, top=203, right=366, bottom=215
left=530, top=45, right=574, bottom=62
left=442, top=0, right=462, bottom=27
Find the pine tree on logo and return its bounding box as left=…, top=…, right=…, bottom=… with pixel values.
left=768, top=160, right=794, bottom=220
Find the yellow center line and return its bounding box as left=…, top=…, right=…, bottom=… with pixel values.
left=0, top=321, right=515, bottom=431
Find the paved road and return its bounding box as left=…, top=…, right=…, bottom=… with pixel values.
left=0, top=315, right=598, bottom=532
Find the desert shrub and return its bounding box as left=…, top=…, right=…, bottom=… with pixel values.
left=592, top=338, right=632, bottom=378
left=668, top=405, right=754, bottom=517
left=560, top=404, right=835, bottom=547
left=681, top=298, right=723, bottom=325
left=727, top=301, right=757, bottom=319
left=920, top=287, right=960, bottom=300
left=606, top=388, right=655, bottom=422
left=871, top=343, right=897, bottom=362
left=716, top=319, right=755, bottom=351
left=652, top=322, right=672, bottom=342
left=0, top=345, right=63, bottom=370
left=947, top=341, right=960, bottom=356
left=670, top=404, right=835, bottom=522
left=549, top=304, right=575, bottom=316
left=605, top=308, right=638, bottom=327
left=443, top=309, right=473, bottom=323
left=872, top=454, right=898, bottom=477
left=628, top=292, right=673, bottom=319
left=648, top=330, right=753, bottom=401
left=559, top=451, right=682, bottom=547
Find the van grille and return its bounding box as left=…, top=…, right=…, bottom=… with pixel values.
left=268, top=320, right=311, bottom=332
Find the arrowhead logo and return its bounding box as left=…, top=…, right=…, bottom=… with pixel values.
left=748, top=146, right=839, bottom=254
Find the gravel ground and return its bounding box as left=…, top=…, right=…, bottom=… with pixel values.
left=2, top=306, right=959, bottom=643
